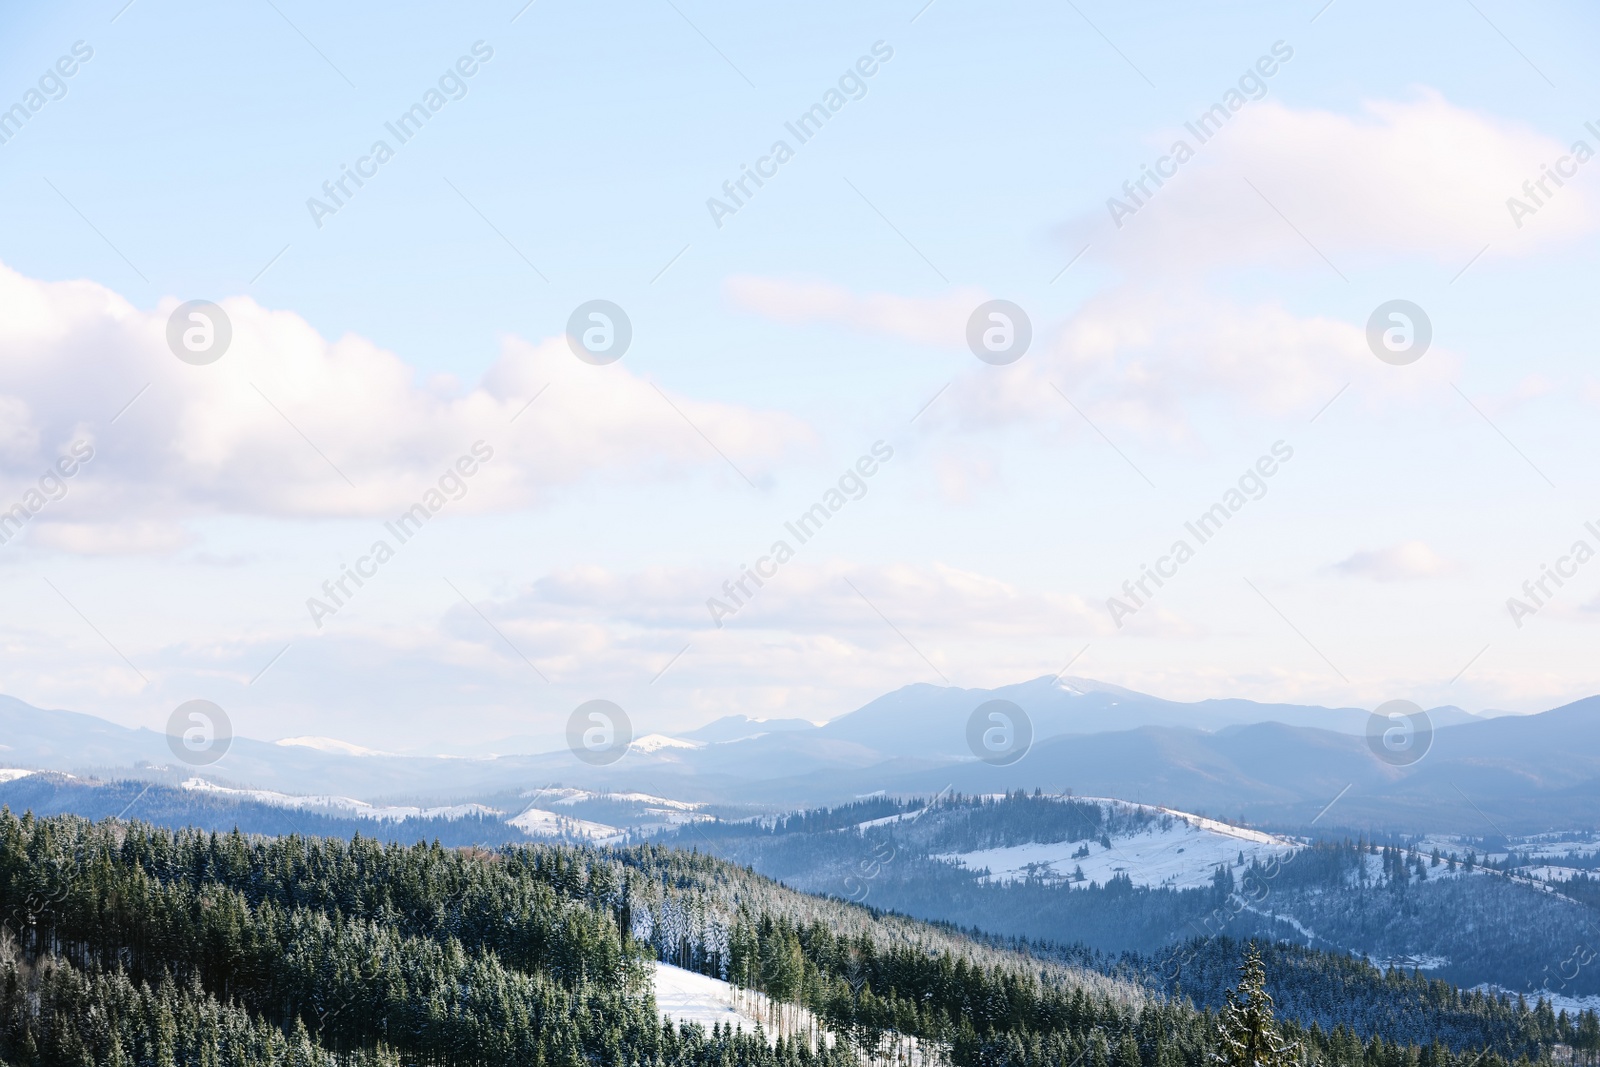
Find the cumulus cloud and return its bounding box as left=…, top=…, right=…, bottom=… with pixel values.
left=725, top=96, right=1547, bottom=438
left=1331, top=541, right=1461, bottom=582
left=974, top=288, right=1439, bottom=433
left=0, top=262, right=812, bottom=533
left=727, top=277, right=1454, bottom=436
left=1074, top=91, right=1593, bottom=271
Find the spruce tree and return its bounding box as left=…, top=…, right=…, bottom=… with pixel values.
left=1212, top=944, right=1297, bottom=1067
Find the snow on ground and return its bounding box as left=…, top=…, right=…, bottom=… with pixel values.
left=1367, top=954, right=1449, bottom=971
left=0, top=769, right=35, bottom=783
left=510, top=789, right=710, bottom=838
left=854, top=801, right=955, bottom=832
left=1077, top=798, right=1286, bottom=846
left=1472, top=985, right=1600, bottom=1016
left=651, top=963, right=826, bottom=1047
left=632, top=733, right=703, bottom=753
left=651, top=963, right=939, bottom=1065
left=1414, top=833, right=1600, bottom=867
left=273, top=736, right=392, bottom=757
left=936, top=803, right=1300, bottom=891
left=1240, top=903, right=1320, bottom=943
left=653, top=962, right=759, bottom=1034
left=180, top=778, right=499, bottom=822
left=508, top=806, right=622, bottom=843
left=548, top=789, right=703, bottom=811
left=520, top=786, right=590, bottom=802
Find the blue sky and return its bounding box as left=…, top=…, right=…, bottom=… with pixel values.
left=1, top=0, right=1598, bottom=752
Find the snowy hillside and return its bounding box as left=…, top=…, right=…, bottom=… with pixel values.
left=652, top=962, right=771, bottom=1035
left=934, top=799, right=1301, bottom=890
left=508, top=805, right=622, bottom=843
left=650, top=963, right=940, bottom=1065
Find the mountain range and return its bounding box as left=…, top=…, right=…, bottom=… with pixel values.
left=1, top=678, right=1592, bottom=834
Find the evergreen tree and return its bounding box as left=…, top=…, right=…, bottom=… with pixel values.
left=1212, top=944, right=1297, bottom=1067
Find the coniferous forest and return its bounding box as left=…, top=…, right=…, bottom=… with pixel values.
left=672, top=793, right=1600, bottom=998
left=0, top=809, right=1597, bottom=1067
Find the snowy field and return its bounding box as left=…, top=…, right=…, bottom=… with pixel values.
left=507, top=805, right=622, bottom=843
left=509, top=787, right=711, bottom=841
left=652, top=962, right=759, bottom=1034
left=650, top=962, right=941, bottom=1065
left=935, top=801, right=1300, bottom=890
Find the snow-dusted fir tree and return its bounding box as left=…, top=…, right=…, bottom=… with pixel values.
left=1211, top=944, right=1298, bottom=1067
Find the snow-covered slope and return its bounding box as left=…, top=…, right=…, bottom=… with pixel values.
left=652, top=962, right=762, bottom=1034
left=273, top=736, right=391, bottom=757
left=935, top=799, right=1301, bottom=890
left=632, top=733, right=702, bottom=753
left=651, top=962, right=940, bottom=1064
left=508, top=806, right=622, bottom=843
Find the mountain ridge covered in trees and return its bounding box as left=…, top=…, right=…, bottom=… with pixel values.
left=661, top=792, right=1600, bottom=1000
left=0, top=808, right=1595, bottom=1066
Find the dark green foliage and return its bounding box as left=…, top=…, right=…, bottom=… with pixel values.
left=0, top=809, right=1592, bottom=1067
left=0, top=811, right=855, bottom=1066
left=1211, top=945, right=1296, bottom=1067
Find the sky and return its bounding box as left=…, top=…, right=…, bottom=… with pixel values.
left=1, top=0, right=1598, bottom=753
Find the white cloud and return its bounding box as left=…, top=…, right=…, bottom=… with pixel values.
left=727, top=276, right=1454, bottom=434
left=1332, top=541, right=1462, bottom=582
left=1075, top=91, right=1594, bottom=271
left=434, top=560, right=1109, bottom=692
left=0, top=262, right=812, bottom=531
left=726, top=94, right=1545, bottom=438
